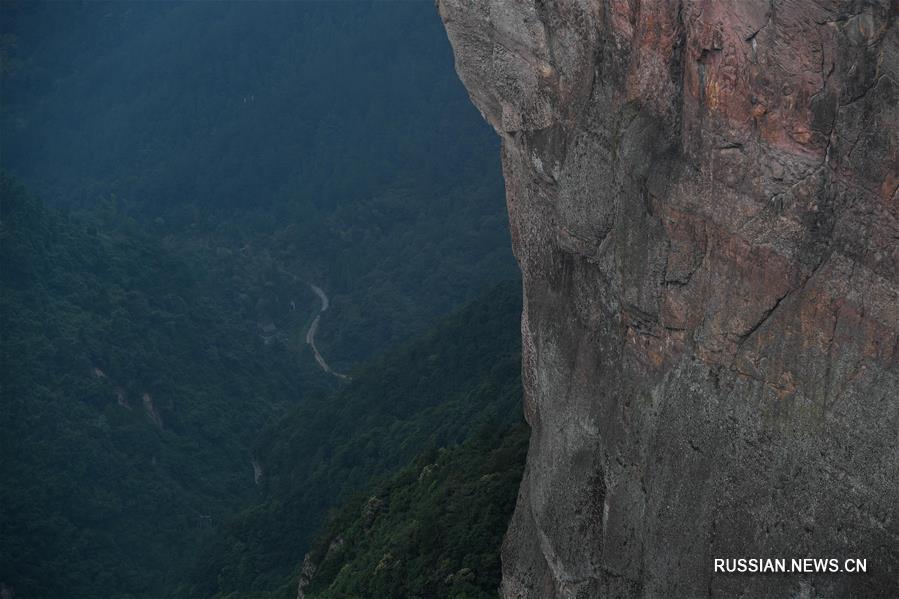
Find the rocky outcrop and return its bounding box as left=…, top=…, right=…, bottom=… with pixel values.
left=438, top=1, right=898, bottom=597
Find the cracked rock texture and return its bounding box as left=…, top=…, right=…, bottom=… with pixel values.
left=438, top=0, right=898, bottom=597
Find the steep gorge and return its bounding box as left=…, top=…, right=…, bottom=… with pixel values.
left=438, top=1, right=898, bottom=597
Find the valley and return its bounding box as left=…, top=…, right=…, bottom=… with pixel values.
left=0, top=3, right=521, bottom=598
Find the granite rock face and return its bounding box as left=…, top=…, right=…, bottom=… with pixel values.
left=438, top=1, right=898, bottom=596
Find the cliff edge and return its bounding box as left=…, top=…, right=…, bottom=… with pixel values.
left=438, top=1, right=898, bottom=596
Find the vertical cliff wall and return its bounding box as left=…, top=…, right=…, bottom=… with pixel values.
left=438, top=1, right=898, bottom=596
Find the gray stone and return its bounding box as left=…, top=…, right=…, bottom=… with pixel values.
left=438, top=1, right=899, bottom=596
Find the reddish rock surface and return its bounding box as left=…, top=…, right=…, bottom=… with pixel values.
left=439, top=1, right=897, bottom=596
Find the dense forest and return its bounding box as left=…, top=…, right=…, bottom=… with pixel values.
left=299, top=423, right=528, bottom=598
left=0, top=175, right=320, bottom=596
left=0, top=2, right=526, bottom=597
left=0, top=0, right=517, bottom=368
left=1, top=176, right=524, bottom=597
left=179, top=283, right=523, bottom=597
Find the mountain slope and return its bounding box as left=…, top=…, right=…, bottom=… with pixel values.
left=0, top=175, right=317, bottom=597
left=300, top=422, right=528, bottom=599
left=179, top=282, right=523, bottom=598
left=1, top=1, right=516, bottom=369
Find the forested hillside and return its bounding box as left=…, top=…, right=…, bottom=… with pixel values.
left=300, top=423, right=528, bottom=598
left=0, top=3, right=528, bottom=597
left=0, top=175, right=325, bottom=597
left=0, top=0, right=516, bottom=368
left=0, top=176, right=523, bottom=597
left=179, top=283, right=523, bottom=597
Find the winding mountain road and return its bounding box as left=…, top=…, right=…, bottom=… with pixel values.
left=304, top=282, right=349, bottom=380
left=277, top=267, right=350, bottom=381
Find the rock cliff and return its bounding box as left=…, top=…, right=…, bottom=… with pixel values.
left=438, top=1, right=898, bottom=596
